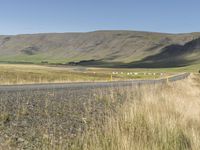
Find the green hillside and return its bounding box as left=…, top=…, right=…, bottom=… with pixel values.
left=0, top=30, right=200, bottom=67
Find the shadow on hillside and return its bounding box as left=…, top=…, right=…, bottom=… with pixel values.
left=72, top=56, right=197, bottom=69
left=72, top=38, right=200, bottom=68
left=124, top=59, right=197, bottom=68
left=71, top=58, right=197, bottom=68
left=68, top=59, right=125, bottom=68
left=123, top=38, right=200, bottom=68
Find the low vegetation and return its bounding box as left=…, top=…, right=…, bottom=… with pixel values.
left=0, top=64, right=116, bottom=85
left=0, top=73, right=200, bottom=149
left=0, top=64, right=164, bottom=85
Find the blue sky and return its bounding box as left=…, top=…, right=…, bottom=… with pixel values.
left=0, top=0, right=199, bottom=35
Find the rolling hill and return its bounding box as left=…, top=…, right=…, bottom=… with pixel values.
left=0, top=30, right=200, bottom=67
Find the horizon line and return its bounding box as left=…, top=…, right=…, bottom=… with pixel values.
left=1, top=29, right=200, bottom=36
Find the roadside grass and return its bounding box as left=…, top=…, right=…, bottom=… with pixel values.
left=63, top=74, right=200, bottom=150
left=1, top=74, right=200, bottom=149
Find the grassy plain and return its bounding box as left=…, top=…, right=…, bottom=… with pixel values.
left=0, top=74, right=200, bottom=149
left=0, top=64, right=125, bottom=85
left=0, top=62, right=199, bottom=85
left=0, top=64, right=170, bottom=85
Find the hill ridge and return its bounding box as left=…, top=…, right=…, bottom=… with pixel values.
left=0, top=30, right=200, bottom=67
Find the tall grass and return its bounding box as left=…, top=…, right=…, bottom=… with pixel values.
left=67, top=74, right=200, bottom=150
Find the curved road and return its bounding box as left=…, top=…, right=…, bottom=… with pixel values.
left=0, top=73, right=190, bottom=92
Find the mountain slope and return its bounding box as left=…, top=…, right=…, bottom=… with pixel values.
left=126, top=37, right=200, bottom=68
left=0, top=30, right=200, bottom=67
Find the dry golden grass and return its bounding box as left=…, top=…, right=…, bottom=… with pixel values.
left=0, top=64, right=162, bottom=85
left=0, top=64, right=114, bottom=85
left=65, top=74, right=200, bottom=150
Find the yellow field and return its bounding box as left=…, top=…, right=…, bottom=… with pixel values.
left=0, top=64, right=116, bottom=85
left=0, top=64, right=166, bottom=85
